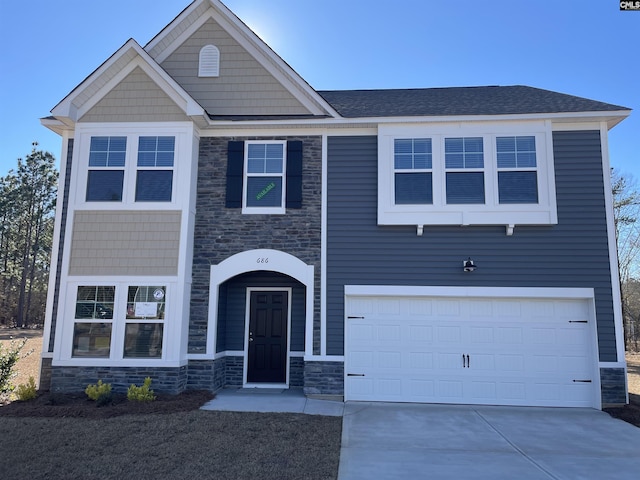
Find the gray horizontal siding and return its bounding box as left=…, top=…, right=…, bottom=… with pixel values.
left=326, top=132, right=616, bottom=361
left=216, top=272, right=305, bottom=353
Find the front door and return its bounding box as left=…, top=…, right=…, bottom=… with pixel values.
left=247, top=290, right=288, bottom=383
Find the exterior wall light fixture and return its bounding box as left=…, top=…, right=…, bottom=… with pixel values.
left=463, top=257, right=477, bottom=272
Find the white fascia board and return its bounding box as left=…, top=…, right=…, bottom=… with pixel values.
left=201, top=126, right=377, bottom=138
left=203, top=110, right=630, bottom=129
left=144, top=0, right=206, bottom=53
left=344, top=285, right=596, bottom=300
left=52, top=40, right=204, bottom=122
left=40, top=117, right=71, bottom=136
left=148, top=2, right=338, bottom=118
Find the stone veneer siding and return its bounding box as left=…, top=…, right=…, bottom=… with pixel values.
left=39, top=358, right=53, bottom=391
left=186, top=356, right=305, bottom=390
left=189, top=136, right=322, bottom=355
left=303, top=361, right=344, bottom=396
left=600, top=368, right=627, bottom=405
left=49, top=366, right=187, bottom=394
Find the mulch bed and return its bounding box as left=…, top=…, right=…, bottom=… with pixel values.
left=3, top=388, right=640, bottom=429
left=0, top=389, right=214, bottom=418
left=603, top=393, right=640, bottom=428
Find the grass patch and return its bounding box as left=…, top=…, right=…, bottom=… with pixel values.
left=0, top=410, right=341, bottom=480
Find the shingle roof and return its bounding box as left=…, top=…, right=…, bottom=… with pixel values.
left=317, top=85, right=630, bottom=118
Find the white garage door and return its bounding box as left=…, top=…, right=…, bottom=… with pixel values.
left=345, top=293, right=598, bottom=408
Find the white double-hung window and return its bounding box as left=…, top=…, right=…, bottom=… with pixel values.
left=394, top=138, right=433, bottom=205
left=76, top=123, right=193, bottom=207
left=496, top=136, right=538, bottom=204
left=243, top=141, right=286, bottom=214
left=378, top=121, right=557, bottom=230
left=68, top=283, right=168, bottom=362
left=444, top=137, right=485, bottom=204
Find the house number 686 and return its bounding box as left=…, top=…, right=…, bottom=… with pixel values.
left=256, top=258, right=269, bottom=264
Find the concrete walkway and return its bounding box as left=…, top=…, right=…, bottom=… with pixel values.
left=200, top=387, right=344, bottom=416
left=201, top=390, right=640, bottom=479
left=338, top=402, right=640, bottom=480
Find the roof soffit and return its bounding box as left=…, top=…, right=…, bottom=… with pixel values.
left=144, top=0, right=339, bottom=118
left=51, top=39, right=205, bottom=123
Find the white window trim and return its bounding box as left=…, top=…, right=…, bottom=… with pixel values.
left=242, top=140, right=287, bottom=215
left=378, top=121, right=558, bottom=228
left=73, top=123, right=194, bottom=210
left=57, top=280, right=178, bottom=367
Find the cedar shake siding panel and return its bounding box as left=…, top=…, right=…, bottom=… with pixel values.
left=69, top=211, right=181, bottom=276
left=160, top=19, right=309, bottom=115
left=79, top=67, right=189, bottom=123
left=326, top=132, right=616, bottom=361
left=73, top=49, right=138, bottom=111
left=146, top=1, right=211, bottom=60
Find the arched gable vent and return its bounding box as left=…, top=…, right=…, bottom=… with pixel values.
left=199, top=45, right=220, bottom=77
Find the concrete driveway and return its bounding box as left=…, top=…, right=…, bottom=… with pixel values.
left=338, top=402, right=640, bottom=480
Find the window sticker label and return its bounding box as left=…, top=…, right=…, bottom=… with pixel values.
left=135, top=302, right=158, bottom=317
left=256, top=182, right=276, bottom=201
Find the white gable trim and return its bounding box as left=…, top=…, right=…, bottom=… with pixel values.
left=51, top=40, right=204, bottom=122
left=146, top=0, right=339, bottom=118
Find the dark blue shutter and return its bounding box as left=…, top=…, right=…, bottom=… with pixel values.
left=226, top=141, right=244, bottom=208
left=286, top=140, right=303, bottom=208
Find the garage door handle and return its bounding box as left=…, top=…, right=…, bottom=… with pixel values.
left=573, top=379, right=592, bottom=383
left=347, top=373, right=365, bottom=377
left=462, top=354, right=470, bottom=368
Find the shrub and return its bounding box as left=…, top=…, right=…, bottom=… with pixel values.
left=127, top=377, right=156, bottom=402
left=85, top=380, right=112, bottom=401
left=0, top=338, right=27, bottom=396
left=15, top=376, right=37, bottom=401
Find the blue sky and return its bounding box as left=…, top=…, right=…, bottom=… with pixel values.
left=1, top=0, right=637, bottom=179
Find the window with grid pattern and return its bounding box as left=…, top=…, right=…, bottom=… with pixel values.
left=394, top=138, right=433, bottom=205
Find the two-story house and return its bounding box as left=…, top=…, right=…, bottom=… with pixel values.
left=40, top=0, right=631, bottom=409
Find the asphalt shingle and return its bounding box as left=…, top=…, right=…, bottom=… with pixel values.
left=317, top=85, right=629, bottom=118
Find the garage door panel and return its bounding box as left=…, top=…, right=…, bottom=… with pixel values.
left=438, top=326, right=462, bottom=342
left=349, top=352, right=374, bottom=370
left=435, top=299, right=461, bottom=316
left=470, top=381, right=497, bottom=400
left=497, top=382, right=526, bottom=400
left=495, top=354, right=525, bottom=372
left=345, top=295, right=597, bottom=408
left=469, top=354, right=495, bottom=370
left=409, top=352, right=434, bottom=369
left=378, top=351, right=402, bottom=368
left=410, top=380, right=435, bottom=397
left=496, top=327, right=523, bottom=344
left=470, top=327, right=494, bottom=343
left=409, top=325, right=433, bottom=342
left=437, top=380, right=464, bottom=399
left=437, top=352, right=465, bottom=369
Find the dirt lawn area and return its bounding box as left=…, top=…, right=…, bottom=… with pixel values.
left=0, top=327, right=43, bottom=391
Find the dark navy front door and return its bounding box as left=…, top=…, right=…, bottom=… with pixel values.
left=247, top=291, right=288, bottom=383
